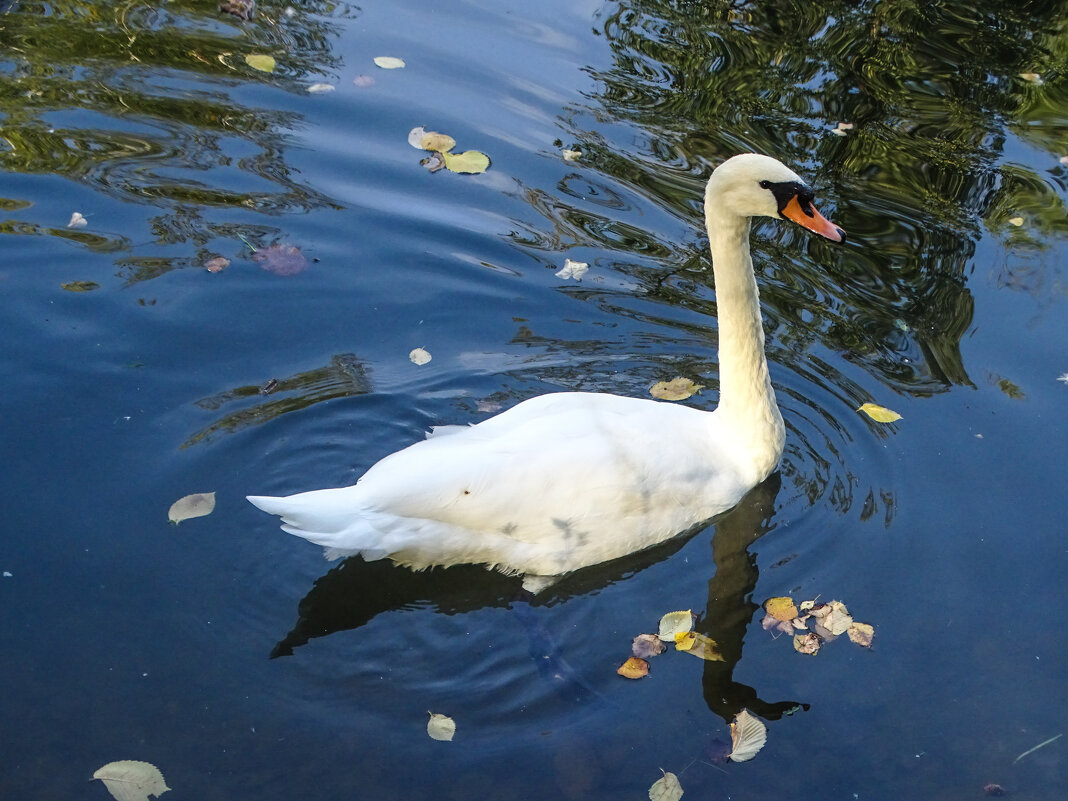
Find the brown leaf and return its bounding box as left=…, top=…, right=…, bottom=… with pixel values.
left=632, top=634, right=666, bottom=659
left=793, top=632, right=821, bottom=655
left=204, top=256, right=229, bottom=273
left=847, top=621, right=874, bottom=647
left=253, top=244, right=308, bottom=276
left=617, top=657, right=649, bottom=679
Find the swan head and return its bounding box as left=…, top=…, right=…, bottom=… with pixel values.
left=706, top=153, right=845, bottom=242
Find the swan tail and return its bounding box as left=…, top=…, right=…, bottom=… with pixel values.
left=247, top=491, right=390, bottom=562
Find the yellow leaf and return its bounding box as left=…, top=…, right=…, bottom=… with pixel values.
left=421, top=132, right=456, bottom=152
left=427, top=711, right=455, bottom=741
left=847, top=621, right=874, bottom=647
left=657, top=610, right=693, bottom=642
left=857, top=402, right=902, bottom=423
left=728, top=709, right=767, bottom=762
left=617, top=656, right=649, bottom=679
left=675, top=631, right=724, bottom=662
left=441, top=149, right=490, bottom=174
left=764, top=596, right=798, bottom=622
left=92, top=760, right=170, bottom=801
left=245, top=54, right=276, bottom=73
left=648, top=771, right=683, bottom=801
left=650, top=377, right=704, bottom=401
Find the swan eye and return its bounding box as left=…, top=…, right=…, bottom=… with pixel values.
left=759, top=180, right=772, bottom=189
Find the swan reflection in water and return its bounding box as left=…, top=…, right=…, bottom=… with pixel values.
left=270, top=473, right=806, bottom=725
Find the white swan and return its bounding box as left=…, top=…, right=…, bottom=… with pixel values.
left=248, top=154, right=844, bottom=587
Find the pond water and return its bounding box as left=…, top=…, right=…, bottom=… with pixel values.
left=2, top=0, right=1066, bottom=798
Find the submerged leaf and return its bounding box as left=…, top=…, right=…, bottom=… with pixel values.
left=427, top=711, right=455, bottom=741
left=253, top=244, right=308, bottom=276
left=374, top=56, right=406, bottom=69
left=61, top=281, right=100, bottom=292
left=650, top=377, right=703, bottom=401
left=729, top=709, right=767, bottom=762
left=245, top=54, right=276, bottom=73
left=168, top=492, right=216, bottom=524
left=441, top=149, right=490, bottom=174
left=857, top=402, right=902, bottom=423
left=658, top=610, right=693, bottom=642
left=92, top=760, right=170, bottom=801
left=648, top=771, right=683, bottom=801
left=632, top=633, right=666, bottom=658
left=617, top=656, right=650, bottom=679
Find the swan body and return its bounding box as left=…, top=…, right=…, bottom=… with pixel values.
left=248, top=153, right=844, bottom=584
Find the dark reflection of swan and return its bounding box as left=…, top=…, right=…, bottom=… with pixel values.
left=271, top=472, right=806, bottom=723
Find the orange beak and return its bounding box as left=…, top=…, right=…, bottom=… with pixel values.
left=781, top=195, right=845, bottom=243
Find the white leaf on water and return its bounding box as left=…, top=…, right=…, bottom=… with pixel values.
left=68, top=212, right=87, bottom=228
left=728, top=709, right=767, bottom=762
left=555, top=258, right=588, bottom=280
left=409, top=347, right=432, bottom=365
left=374, top=56, right=405, bottom=69
left=427, top=711, right=455, bottom=741
left=657, top=610, right=693, bottom=642
left=92, top=760, right=170, bottom=801
left=168, top=492, right=216, bottom=524
left=648, top=770, right=683, bottom=801
left=306, top=83, right=335, bottom=93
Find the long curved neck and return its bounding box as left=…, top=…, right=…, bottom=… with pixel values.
left=707, top=214, right=784, bottom=455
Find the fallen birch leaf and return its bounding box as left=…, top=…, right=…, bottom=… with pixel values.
left=632, top=633, right=665, bottom=658
left=658, top=610, right=693, bottom=642
left=617, top=656, right=650, bottom=679
left=650, top=377, right=703, bottom=401
left=441, top=149, right=490, bottom=174
left=409, top=347, right=432, bottom=365
left=68, top=211, right=87, bottom=228
left=555, top=258, right=588, bottom=281
left=648, top=771, right=683, bottom=801
left=793, top=632, right=821, bottom=655
left=674, top=631, right=724, bottom=661
left=168, top=492, right=215, bottom=524
left=245, top=54, right=276, bottom=73
left=822, top=600, right=853, bottom=635
left=729, top=709, right=767, bottom=762
left=61, top=281, right=100, bottom=292
left=92, top=760, right=170, bottom=801
left=427, top=711, right=455, bottom=741
left=858, top=402, right=902, bottom=423
left=847, top=621, right=874, bottom=647
left=764, top=596, right=798, bottom=622
left=374, top=56, right=406, bottom=69
left=408, top=127, right=456, bottom=152
left=306, top=83, right=335, bottom=93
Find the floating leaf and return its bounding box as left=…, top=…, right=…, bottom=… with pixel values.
left=761, top=613, right=793, bottom=636
left=427, top=711, right=455, bottom=741
left=204, top=256, right=229, bottom=273
left=648, top=771, right=683, bottom=801
left=92, top=760, right=170, bottom=801
left=218, top=0, right=255, bottom=21
left=374, top=56, right=405, bottom=69
left=423, top=132, right=456, bottom=152
left=1019, top=72, right=1043, bottom=84
left=632, top=633, right=666, bottom=658
left=657, top=610, right=693, bottom=642
left=245, top=54, right=276, bottom=73
left=409, top=347, right=432, bottom=365
left=68, top=211, right=87, bottom=228
left=1008, top=216, right=1024, bottom=227
left=420, top=152, right=446, bottom=173
left=61, top=281, right=100, bottom=292
left=168, top=492, right=215, bottom=524
left=764, top=596, right=798, bottom=622
left=306, top=83, right=335, bottom=93
left=822, top=600, right=853, bottom=635
left=562, top=148, right=582, bottom=161
left=253, top=244, right=308, bottom=276
left=847, top=621, right=874, bottom=647
left=650, top=377, right=703, bottom=401
left=674, top=631, right=724, bottom=661
left=793, top=632, right=821, bottom=655
left=857, top=402, right=901, bottom=423
left=995, top=377, right=1025, bottom=400
left=728, top=709, right=767, bottom=762
left=617, top=656, right=650, bottom=679
left=555, top=258, right=588, bottom=281
left=441, top=149, right=490, bottom=174
left=831, top=121, right=854, bottom=136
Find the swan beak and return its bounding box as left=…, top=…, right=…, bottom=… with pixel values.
left=781, top=196, right=846, bottom=243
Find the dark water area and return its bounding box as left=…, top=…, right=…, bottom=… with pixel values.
left=1, top=1, right=1066, bottom=798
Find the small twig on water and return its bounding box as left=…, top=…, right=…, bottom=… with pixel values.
left=1013, top=732, right=1062, bottom=765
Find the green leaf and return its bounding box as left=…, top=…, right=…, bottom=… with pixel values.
left=441, top=150, right=490, bottom=174
left=245, top=54, right=276, bottom=73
